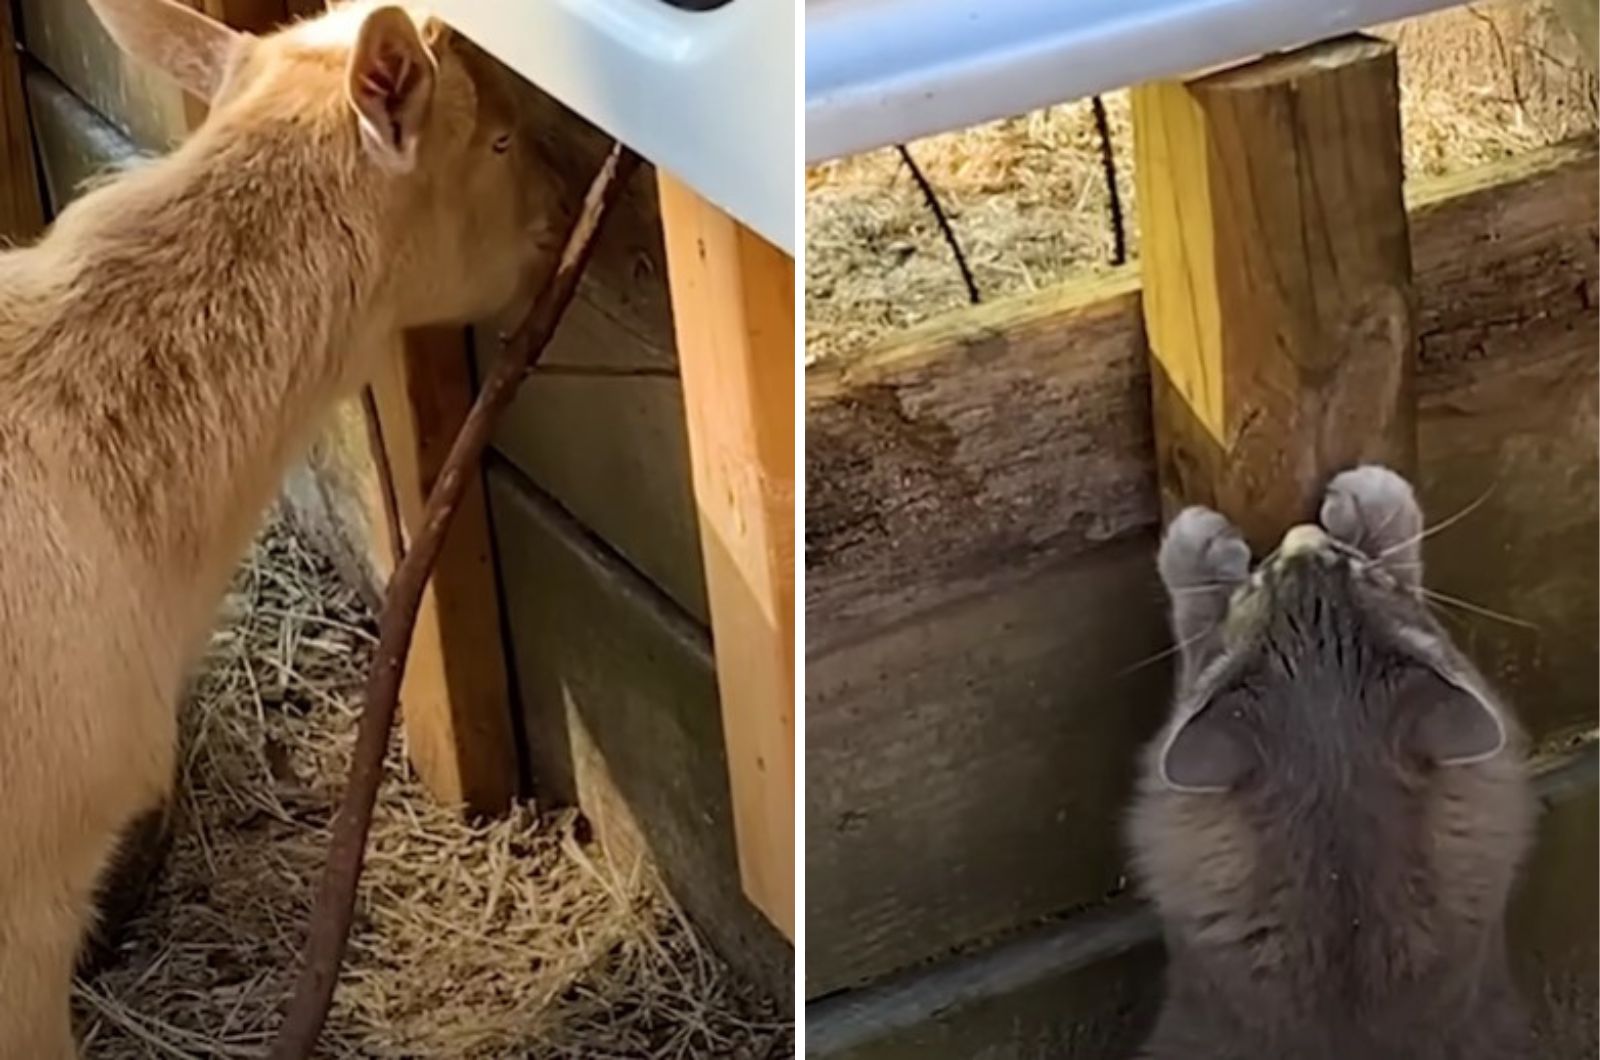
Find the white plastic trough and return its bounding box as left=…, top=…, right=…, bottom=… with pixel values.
left=806, top=0, right=1467, bottom=163
left=424, top=0, right=796, bottom=255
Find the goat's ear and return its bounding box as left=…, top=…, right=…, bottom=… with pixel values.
left=347, top=6, right=438, bottom=174
left=89, top=0, right=245, bottom=103
left=421, top=15, right=453, bottom=49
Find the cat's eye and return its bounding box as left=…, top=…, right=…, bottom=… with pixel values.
left=491, top=133, right=513, bottom=155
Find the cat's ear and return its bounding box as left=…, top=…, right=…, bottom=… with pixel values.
left=1160, top=692, right=1257, bottom=792
left=1399, top=668, right=1506, bottom=766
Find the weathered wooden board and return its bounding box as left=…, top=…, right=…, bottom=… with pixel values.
left=16, top=0, right=190, bottom=152
left=490, top=371, right=704, bottom=619
left=482, top=107, right=708, bottom=621
left=811, top=901, right=1163, bottom=1060
left=807, top=139, right=1596, bottom=640
left=1510, top=755, right=1600, bottom=1059
left=809, top=750, right=1598, bottom=1059
left=1, top=4, right=45, bottom=243
left=23, top=66, right=144, bottom=216
left=807, top=538, right=1170, bottom=994
left=486, top=462, right=793, bottom=1004
left=806, top=270, right=1155, bottom=652
left=805, top=140, right=1599, bottom=993
left=1408, top=141, right=1600, bottom=754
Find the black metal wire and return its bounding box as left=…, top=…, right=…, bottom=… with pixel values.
left=896, top=142, right=981, bottom=304
left=1090, top=94, right=1128, bottom=266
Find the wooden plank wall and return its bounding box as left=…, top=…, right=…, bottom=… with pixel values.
left=479, top=104, right=794, bottom=992
left=808, top=749, right=1599, bottom=1057
left=805, top=139, right=1599, bottom=996
left=16, top=0, right=189, bottom=152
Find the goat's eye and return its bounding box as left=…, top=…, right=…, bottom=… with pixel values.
left=492, top=133, right=513, bottom=155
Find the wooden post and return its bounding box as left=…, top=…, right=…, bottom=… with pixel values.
left=1131, top=35, right=1417, bottom=552
left=657, top=174, right=795, bottom=939
left=1, top=0, right=45, bottom=242
left=366, top=328, right=518, bottom=814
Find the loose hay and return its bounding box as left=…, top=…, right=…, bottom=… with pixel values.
left=805, top=0, right=1598, bottom=365
left=75, top=516, right=790, bottom=1059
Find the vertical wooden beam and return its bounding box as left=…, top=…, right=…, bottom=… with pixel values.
left=657, top=174, right=795, bottom=939
left=1132, top=35, right=1417, bottom=552
left=367, top=328, right=519, bottom=815
left=0, top=0, right=45, bottom=242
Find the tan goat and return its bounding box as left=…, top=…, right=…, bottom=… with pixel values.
left=0, top=1, right=566, bottom=1053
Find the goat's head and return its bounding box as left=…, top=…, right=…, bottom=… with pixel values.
left=89, top=0, right=561, bottom=326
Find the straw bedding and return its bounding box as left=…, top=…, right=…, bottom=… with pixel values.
left=74, top=516, right=791, bottom=1059
left=805, top=0, right=1598, bottom=365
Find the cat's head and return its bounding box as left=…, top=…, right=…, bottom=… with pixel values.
left=1150, top=465, right=1517, bottom=796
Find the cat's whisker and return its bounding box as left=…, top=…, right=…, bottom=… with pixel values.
left=1415, top=587, right=1538, bottom=631
left=1419, top=595, right=1471, bottom=635
left=1379, top=484, right=1495, bottom=560
left=1326, top=538, right=1369, bottom=563
left=1118, top=621, right=1218, bottom=677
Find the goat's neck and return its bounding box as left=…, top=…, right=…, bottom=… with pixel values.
left=12, top=116, right=392, bottom=601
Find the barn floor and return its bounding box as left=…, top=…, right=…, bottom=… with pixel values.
left=74, top=516, right=790, bottom=1059
left=805, top=0, right=1599, bottom=364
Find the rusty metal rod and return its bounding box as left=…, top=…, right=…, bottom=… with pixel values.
left=270, top=142, right=641, bottom=1059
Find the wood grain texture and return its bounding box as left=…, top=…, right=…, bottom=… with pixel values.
left=16, top=0, right=191, bottom=151
left=484, top=144, right=708, bottom=620
left=807, top=539, right=1171, bottom=994
left=0, top=1, right=45, bottom=243
left=658, top=173, right=795, bottom=939
left=1133, top=35, right=1416, bottom=551
left=22, top=67, right=143, bottom=215
left=806, top=271, right=1156, bottom=649
left=811, top=901, right=1163, bottom=1060
left=804, top=140, right=1597, bottom=993
left=809, top=749, right=1598, bottom=1058
left=368, top=328, right=516, bottom=814
left=486, top=464, right=794, bottom=1004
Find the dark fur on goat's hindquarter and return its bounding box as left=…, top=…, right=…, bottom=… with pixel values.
left=1128, top=466, right=1537, bottom=1060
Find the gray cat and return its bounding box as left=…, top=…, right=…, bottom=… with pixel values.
left=1128, top=465, right=1536, bottom=1060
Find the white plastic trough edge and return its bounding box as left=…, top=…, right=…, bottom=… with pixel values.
left=426, top=0, right=796, bottom=256
left=806, top=0, right=1465, bottom=164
